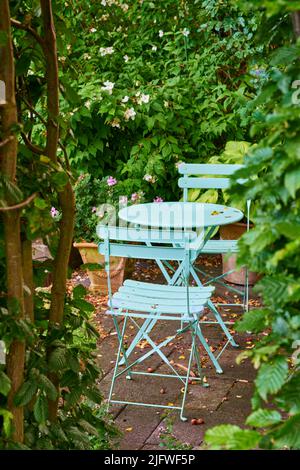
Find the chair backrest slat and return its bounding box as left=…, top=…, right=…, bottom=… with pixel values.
left=177, top=163, right=245, bottom=200
left=97, top=225, right=196, bottom=244
left=178, top=163, right=243, bottom=175
left=178, top=176, right=230, bottom=190
left=98, top=242, right=185, bottom=261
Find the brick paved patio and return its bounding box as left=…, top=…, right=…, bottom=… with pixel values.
left=75, top=255, right=259, bottom=450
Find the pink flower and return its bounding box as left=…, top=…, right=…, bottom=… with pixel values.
left=153, top=196, right=164, bottom=203
left=131, top=192, right=139, bottom=202
left=91, top=206, right=97, bottom=213
left=50, top=207, right=59, bottom=217
left=107, top=176, right=117, bottom=186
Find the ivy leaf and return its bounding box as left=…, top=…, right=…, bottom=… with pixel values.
left=246, top=409, right=282, bottom=428
left=14, top=381, right=38, bottom=406
left=33, top=395, right=48, bottom=424
left=0, top=370, right=11, bottom=396
left=255, top=357, right=288, bottom=401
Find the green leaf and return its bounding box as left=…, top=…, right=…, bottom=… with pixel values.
left=34, top=197, right=48, bottom=210
left=51, top=171, right=69, bottom=188
left=72, top=284, right=87, bottom=299
left=0, top=370, right=11, bottom=396
left=278, top=374, right=300, bottom=414
left=255, top=357, right=288, bottom=401
left=284, top=167, right=300, bottom=198
left=270, top=46, right=299, bottom=66
left=0, top=409, right=13, bottom=437
left=85, top=386, right=102, bottom=404
left=14, top=381, right=38, bottom=406
left=246, top=409, right=282, bottom=428
left=72, top=299, right=95, bottom=313
left=205, top=424, right=260, bottom=450
left=37, top=374, right=57, bottom=401
left=236, top=309, right=268, bottom=333
left=48, top=347, right=68, bottom=371
left=33, top=395, right=48, bottom=424
left=197, top=189, right=219, bottom=204
left=272, top=414, right=300, bottom=449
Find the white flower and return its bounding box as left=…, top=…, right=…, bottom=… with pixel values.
left=99, top=46, right=114, bottom=56
left=152, top=45, right=157, bottom=51
left=90, top=27, right=97, bottom=33
left=137, top=93, right=150, bottom=105
left=141, top=94, right=150, bottom=104
left=123, top=55, right=129, bottom=62
left=83, top=53, right=91, bottom=60
left=122, top=95, right=129, bottom=103
left=182, top=28, right=190, bottom=37
left=164, top=100, right=169, bottom=108
left=143, top=174, right=157, bottom=183
left=101, top=81, right=115, bottom=94
left=124, top=107, right=136, bottom=121
left=111, top=118, right=120, bottom=128
left=101, top=0, right=106, bottom=5
left=85, top=100, right=91, bottom=109
left=119, top=195, right=128, bottom=205
left=159, top=30, right=164, bottom=38
left=120, top=3, right=129, bottom=12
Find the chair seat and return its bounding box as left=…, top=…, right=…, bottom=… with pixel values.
left=107, top=280, right=213, bottom=317
left=200, top=239, right=239, bottom=254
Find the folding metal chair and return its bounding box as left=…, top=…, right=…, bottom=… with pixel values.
left=178, top=163, right=251, bottom=313
left=98, top=225, right=215, bottom=421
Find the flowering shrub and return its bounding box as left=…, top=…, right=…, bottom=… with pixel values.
left=73, top=174, right=145, bottom=242
left=58, top=0, right=261, bottom=202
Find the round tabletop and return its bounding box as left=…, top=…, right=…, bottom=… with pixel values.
left=118, top=202, right=243, bottom=229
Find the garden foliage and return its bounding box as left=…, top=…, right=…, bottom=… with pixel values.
left=205, top=1, right=300, bottom=450
left=55, top=0, right=261, bottom=202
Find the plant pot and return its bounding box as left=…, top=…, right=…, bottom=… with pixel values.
left=219, top=222, right=259, bottom=286
left=73, top=242, right=125, bottom=295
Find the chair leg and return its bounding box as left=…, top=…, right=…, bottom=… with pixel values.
left=112, top=314, right=132, bottom=378
left=107, top=317, right=131, bottom=411
left=195, top=322, right=223, bottom=374
left=207, top=300, right=239, bottom=348
left=180, top=326, right=196, bottom=422
left=118, top=316, right=154, bottom=365
left=192, top=335, right=209, bottom=388
left=244, top=267, right=249, bottom=313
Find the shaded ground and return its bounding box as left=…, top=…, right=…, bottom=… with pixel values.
left=73, top=254, right=261, bottom=450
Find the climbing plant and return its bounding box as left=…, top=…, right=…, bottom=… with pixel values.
left=0, top=0, right=117, bottom=449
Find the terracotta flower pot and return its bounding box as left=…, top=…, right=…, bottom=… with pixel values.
left=219, top=222, right=259, bottom=286
left=73, top=241, right=125, bottom=295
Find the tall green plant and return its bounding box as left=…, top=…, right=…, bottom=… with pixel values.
left=205, top=1, right=300, bottom=450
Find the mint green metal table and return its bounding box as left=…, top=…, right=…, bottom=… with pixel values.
left=118, top=202, right=244, bottom=373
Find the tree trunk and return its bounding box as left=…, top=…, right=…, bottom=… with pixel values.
left=40, top=0, right=76, bottom=421
left=0, top=0, right=25, bottom=443
left=292, top=11, right=300, bottom=38
left=22, top=239, right=34, bottom=322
